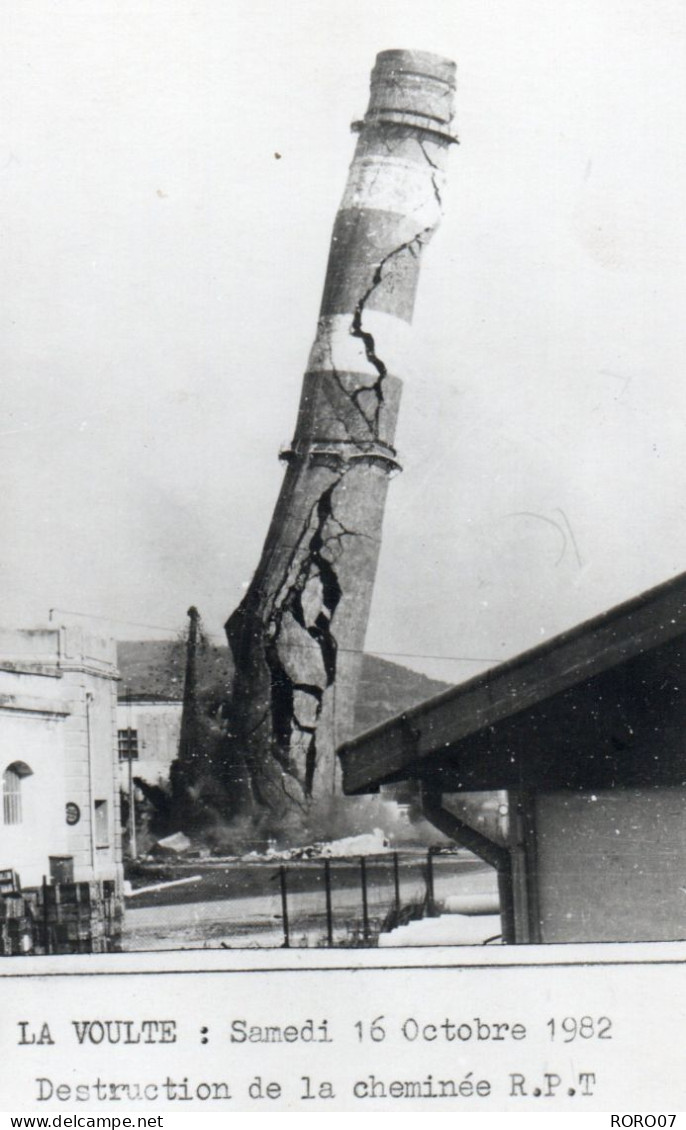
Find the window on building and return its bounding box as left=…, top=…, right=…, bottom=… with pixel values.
left=2, top=762, right=32, bottom=826
left=94, top=799, right=109, bottom=848
left=117, top=728, right=139, bottom=761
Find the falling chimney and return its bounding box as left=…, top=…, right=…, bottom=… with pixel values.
left=226, top=50, right=457, bottom=823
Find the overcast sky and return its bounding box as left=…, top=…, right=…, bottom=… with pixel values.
left=2, top=0, right=686, bottom=682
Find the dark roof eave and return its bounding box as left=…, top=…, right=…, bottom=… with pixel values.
left=339, top=568, right=686, bottom=795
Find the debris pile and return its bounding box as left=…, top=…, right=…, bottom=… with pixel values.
left=263, top=827, right=390, bottom=861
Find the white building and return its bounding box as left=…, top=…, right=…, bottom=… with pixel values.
left=116, top=697, right=182, bottom=790
left=0, top=624, right=122, bottom=888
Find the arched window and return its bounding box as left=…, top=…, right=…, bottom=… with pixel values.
left=3, top=762, right=32, bottom=825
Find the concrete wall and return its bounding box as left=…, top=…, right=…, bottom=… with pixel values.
left=117, top=700, right=182, bottom=789
left=0, top=625, right=122, bottom=888
left=533, top=788, right=686, bottom=942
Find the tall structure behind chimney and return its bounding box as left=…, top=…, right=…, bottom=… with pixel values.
left=226, top=50, right=457, bottom=824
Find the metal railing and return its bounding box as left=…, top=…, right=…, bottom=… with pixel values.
left=121, top=849, right=494, bottom=952
left=272, top=850, right=442, bottom=948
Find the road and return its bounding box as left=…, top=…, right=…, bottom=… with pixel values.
left=122, top=853, right=499, bottom=951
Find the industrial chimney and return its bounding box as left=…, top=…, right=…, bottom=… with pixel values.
left=226, top=50, right=457, bottom=825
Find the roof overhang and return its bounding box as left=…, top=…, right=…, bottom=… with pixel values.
left=339, top=571, right=686, bottom=795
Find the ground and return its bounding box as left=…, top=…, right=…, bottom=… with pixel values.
left=122, top=851, right=498, bottom=951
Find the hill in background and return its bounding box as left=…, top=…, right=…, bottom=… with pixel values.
left=116, top=639, right=450, bottom=737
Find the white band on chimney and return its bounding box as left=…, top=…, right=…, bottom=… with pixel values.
left=339, top=153, right=445, bottom=228
left=306, top=311, right=412, bottom=380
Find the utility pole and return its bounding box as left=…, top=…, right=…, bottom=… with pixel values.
left=127, top=738, right=137, bottom=860
left=226, top=51, right=457, bottom=824
left=178, top=605, right=200, bottom=769
left=123, top=687, right=137, bottom=859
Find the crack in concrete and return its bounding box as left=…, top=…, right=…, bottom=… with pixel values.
left=263, top=478, right=346, bottom=797
left=418, top=138, right=443, bottom=208
left=230, top=222, right=441, bottom=810
left=350, top=225, right=432, bottom=433
left=326, top=348, right=378, bottom=439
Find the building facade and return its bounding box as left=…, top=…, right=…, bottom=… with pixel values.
left=0, top=624, right=122, bottom=889
left=116, top=697, right=182, bottom=791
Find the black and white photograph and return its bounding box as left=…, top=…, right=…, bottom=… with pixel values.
left=2, top=0, right=686, bottom=1114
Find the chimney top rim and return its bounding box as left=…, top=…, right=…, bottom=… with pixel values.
left=372, top=48, right=457, bottom=87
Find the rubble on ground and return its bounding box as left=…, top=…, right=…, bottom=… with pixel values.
left=150, top=831, right=192, bottom=856
left=261, top=827, right=390, bottom=861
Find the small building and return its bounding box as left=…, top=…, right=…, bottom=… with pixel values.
left=116, top=697, right=183, bottom=791
left=116, top=638, right=203, bottom=796
left=339, top=571, right=686, bottom=945
left=0, top=624, right=122, bottom=889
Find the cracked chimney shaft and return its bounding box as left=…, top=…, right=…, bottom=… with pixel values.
left=225, top=50, right=457, bottom=822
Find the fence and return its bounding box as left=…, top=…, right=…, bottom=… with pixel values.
left=121, top=848, right=496, bottom=951
left=272, top=849, right=450, bottom=948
